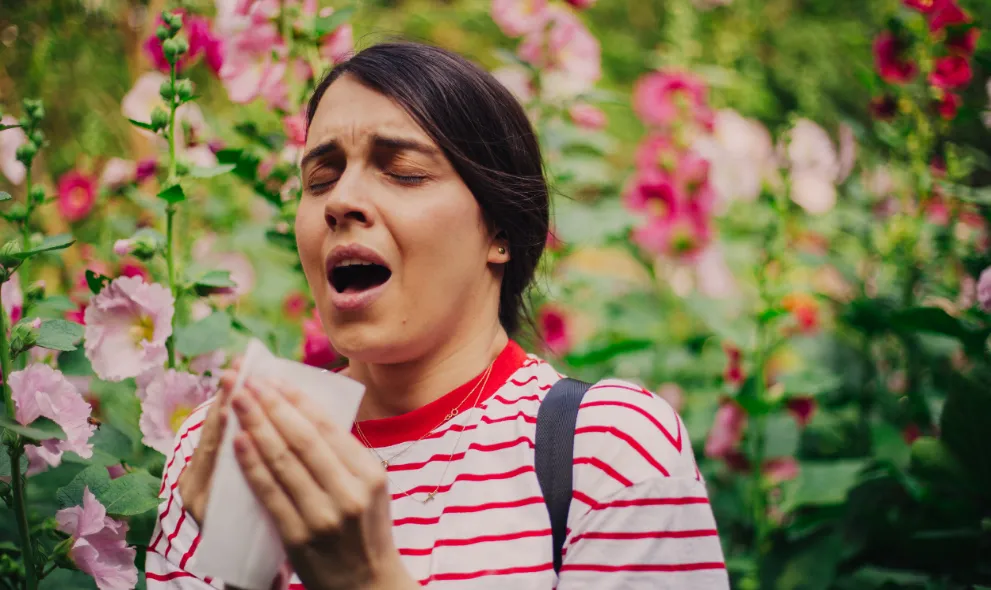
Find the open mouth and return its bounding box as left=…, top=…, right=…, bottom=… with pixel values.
left=329, top=261, right=392, bottom=294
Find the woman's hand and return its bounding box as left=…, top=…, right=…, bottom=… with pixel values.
left=230, top=377, right=419, bottom=590
left=177, top=366, right=238, bottom=525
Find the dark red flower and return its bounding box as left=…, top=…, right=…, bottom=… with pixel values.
left=946, top=27, right=980, bottom=55
left=786, top=397, right=817, bottom=427
left=934, top=91, right=962, bottom=120
left=869, top=95, right=899, bottom=120
left=929, top=0, right=970, bottom=32
left=930, top=55, right=972, bottom=89
left=873, top=32, right=918, bottom=84
left=903, top=0, right=937, bottom=13
left=135, top=159, right=157, bottom=184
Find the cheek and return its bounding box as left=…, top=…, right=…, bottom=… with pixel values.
left=294, top=200, right=326, bottom=277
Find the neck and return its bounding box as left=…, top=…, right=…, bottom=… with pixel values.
left=349, top=320, right=510, bottom=421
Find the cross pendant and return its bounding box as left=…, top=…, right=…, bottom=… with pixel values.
left=381, top=460, right=389, bottom=468
left=424, top=491, right=436, bottom=502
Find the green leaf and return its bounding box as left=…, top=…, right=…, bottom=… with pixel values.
left=85, top=269, right=111, bottom=295
left=936, top=370, right=991, bottom=497
left=175, top=311, right=233, bottom=358
left=191, top=269, right=236, bottom=294
left=563, top=338, right=654, bottom=367
left=0, top=415, right=66, bottom=442
left=157, top=183, right=186, bottom=204
left=56, top=464, right=110, bottom=509
left=16, top=234, right=74, bottom=259
left=36, top=319, right=84, bottom=352
left=764, top=413, right=800, bottom=458
left=0, top=124, right=22, bottom=132
left=0, top=192, right=11, bottom=202
left=90, top=379, right=142, bottom=446
left=734, top=376, right=774, bottom=416
left=0, top=449, right=29, bottom=477
left=39, top=568, right=98, bottom=590
left=314, top=7, right=355, bottom=36
left=846, top=566, right=932, bottom=588
left=97, top=470, right=163, bottom=516
left=779, top=460, right=867, bottom=513
left=188, top=163, right=236, bottom=179
left=775, top=369, right=843, bottom=397
left=127, top=118, right=157, bottom=131
left=57, top=346, right=93, bottom=376
left=28, top=295, right=78, bottom=318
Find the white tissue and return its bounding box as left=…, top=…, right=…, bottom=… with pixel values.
left=192, top=338, right=365, bottom=590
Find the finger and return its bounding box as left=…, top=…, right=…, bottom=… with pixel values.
left=187, top=387, right=232, bottom=482
left=233, top=385, right=342, bottom=528
left=255, top=380, right=371, bottom=512
left=280, top=384, right=384, bottom=481
left=232, top=432, right=310, bottom=548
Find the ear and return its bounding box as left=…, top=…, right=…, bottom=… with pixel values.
left=487, top=232, right=510, bottom=264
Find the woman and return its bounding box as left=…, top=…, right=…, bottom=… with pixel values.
left=146, top=42, right=729, bottom=590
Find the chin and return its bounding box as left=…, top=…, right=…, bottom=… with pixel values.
left=324, top=316, right=418, bottom=366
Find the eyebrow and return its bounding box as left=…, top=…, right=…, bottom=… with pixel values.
left=300, top=133, right=441, bottom=170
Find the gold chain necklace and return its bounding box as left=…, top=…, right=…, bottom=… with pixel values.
left=354, top=363, right=494, bottom=504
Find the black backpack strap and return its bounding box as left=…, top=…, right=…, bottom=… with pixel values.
left=535, top=377, right=594, bottom=575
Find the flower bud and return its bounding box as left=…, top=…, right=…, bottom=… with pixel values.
left=113, top=239, right=134, bottom=257
left=150, top=107, right=169, bottom=131
left=155, top=25, right=170, bottom=41
left=175, top=160, right=190, bottom=176
left=22, top=99, right=43, bottom=121
left=15, top=143, right=37, bottom=165
left=9, top=320, right=39, bottom=354
left=4, top=204, right=27, bottom=223
left=28, top=185, right=45, bottom=204
left=0, top=240, right=23, bottom=268
left=173, top=35, right=189, bottom=56
left=30, top=318, right=41, bottom=330
left=25, top=280, right=45, bottom=300
left=164, top=11, right=183, bottom=32
left=162, top=38, right=180, bottom=63
left=159, top=80, right=175, bottom=102
left=29, top=129, right=44, bottom=146
left=175, top=79, right=194, bottom=102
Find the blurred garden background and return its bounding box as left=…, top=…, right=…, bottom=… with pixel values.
left=0, top=0, right=990, bottom=588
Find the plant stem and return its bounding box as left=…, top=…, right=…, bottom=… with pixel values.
left=0, top=288, right=35, bottom=590
left=165, top=62, right=179, bottom=370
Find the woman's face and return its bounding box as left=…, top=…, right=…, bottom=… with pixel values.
left=296, top=75, right=506, bottom=364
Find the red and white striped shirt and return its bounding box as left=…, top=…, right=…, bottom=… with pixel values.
left=146, top=341, right=729, bottom=589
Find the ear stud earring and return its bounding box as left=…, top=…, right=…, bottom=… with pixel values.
left=498, top=246, right=506, bottom=255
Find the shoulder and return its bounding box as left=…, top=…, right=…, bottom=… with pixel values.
left=568, top=377, right=701, bottom=499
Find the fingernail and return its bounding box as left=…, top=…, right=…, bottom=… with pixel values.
left=232, top=393, right=250, bottom=414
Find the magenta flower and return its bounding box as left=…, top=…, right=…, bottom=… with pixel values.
left=568, top=103, right=607, bottom=130
left=138, top=369, right=216, bottom=454
left=144, top=11, right=224, bottom=75
left=631, top=207, right=712, bottom=259
left=929, top=0, right=969, bottom=32
left=517, top=7, right=601, bottom=99
left=872, top=31, right=917, bottom=85
left=624, top=169, right=682, bottom=217
left=2, top=272, right=23, bottom=325
left=565, top=0, right=596, bottom=8
left=9, top=364, right=96, bottom=469
left=283, top=113, right=308, bottom=147
left=83, top=276, right=174, bottom=382
left=704, top=399, right=746, bottom=459
left=633, top=70, right=713, bottom=130
left=538, top=305, right=571, bottom=356
left=319, top=22, right=354, bottom=64
left=929, top=55, right=973, bottom=89
left=55, top=488, right=138, bottom=590
left=57, top=170, right=97, bottom=223
left=491, top=0, right=549, bottom=37
left=0, top=115, right=27, bottom=185
left=301, top=309, right=337, bottom=368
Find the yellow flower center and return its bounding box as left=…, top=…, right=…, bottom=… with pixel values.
left=69, top=187, right=90, bottom=208
left=130, top=314, right=155, bottom=345
left=170, top=405, right=193, bottom=434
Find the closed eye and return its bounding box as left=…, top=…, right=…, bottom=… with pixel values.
left=388, top=173, right=428, bottom=186
left=307, top=178, right=339, bottom=194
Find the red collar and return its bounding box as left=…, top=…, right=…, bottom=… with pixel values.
left=351, top=340, right=528, bottom=447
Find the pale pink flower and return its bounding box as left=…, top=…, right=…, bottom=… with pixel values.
left=112, top=239, right=133, bottom=257
left=283, top=113, right=308, bottom=147
left=704, top=400, right=746, bottom=458
left=763, top=457, right=799, bottom=485
left=631, top=208, right=712, bottom=260
left=83, top=276, right=174, bottom=382
left=538, top=305, right=571, bottom=356
left=189, top=350, right=227, bottom=375
left=977, top=266, right=991, bottom=312
left=55, top=488, right=138, bottom=590
left=139, top=369, right=216, bottom=454
left=222, top=54, right=289, bottom=110
left=10, top=364, right=95, bottom=469
left=492, top=0, right=549, bottom=37
left=192, top=236, right=256, bottom=303
left=694, top=245, right=736, bottom=298
left=121, top=73, right=206, bottom=144
left=790, top=171, right=837, bottom=216
left=633, top=70, right=713, bottom=130
left=518, top=7, right=601, bottom=100
left=784, top=118, right=839, bottom=180
left=319, top=23, right=354, bottom=64
left=57, top=170, right=97, bottom=223
left=0, top=115, right=27, bottom=185
left=837, top=123, right=856, bottom=182
left=301, top=309, right=337, bottom=368
left=99, top=158, right=136, bottom=190
left=2, top=272, right=23, bottom=325
left=492, top=66, right=536, bottom=105
left=568, top=103, right=607, bottom=130
left=691, top=109, right=774, bottom=206
left=182, top=144, right=219, bottom=169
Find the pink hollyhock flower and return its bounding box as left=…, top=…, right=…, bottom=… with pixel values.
left=785, top=119, right=839, bottom=179
left=10, top=364, right=96, bottom=469
left=633, top=69, right=713, bottom=130
left=0, top=115, right=27, bottom=185
left=301, top=310, right=337, bottom=368
left=977, top=266, right=991, bottom=312
left=691, top=109, right=775, bottom=206
left=518, top=7, right=601, bottom=100
left=2, top=273, right=23, bottom=325
left=786, top=396, right=817, bottom=427
left=57, top=171, right=97, bottom=223
left=135, top=158, right=157, bottom=184
left=568, top=103, right=606, bottom=130
left=936, top=91, right=962, bottom=120
left=83, top=276, right=174, bottom=382
left=694, top=245, right=737, bottom=299
left=222, top=54, right=289, bottom=109
left=188, top=350, right=227, bottom=376
left=118, top=260, right=151, bottom=282
left=930, top=55, right=972, bottom=89
left=99, top=158, right=136, bottom=190
left=724, top=344, right=744, bottom=385
left=929, top=0, right=969, bottom=32
left=538, top=305, right=571, bottom=356
left=55, top=487, right=138, bottom=590
left=869, top=95, right=898, bottom=121
left=283, top=113, right=307, bottom=147
left=138, top=369, right=216, bottom=454
left=282, top=291, right=308, bottom=319
left=144, top=11, right=224, bottom=75
left=837, top=123, right=856, bottom=182
left=763, top=457, right=799, bottom=485
left=624, top=169, right=681, bottom=216
left=873, top=32, right=917, bottom=85
left=112, top=240, right=133, bottom=257
left=565, top=0, right=596, bottom=7
left=492, top=0, right=549, bottom=37
left=319, top=22, right=354, bottom=64
left=903, top=0, right=937, bottom=13
left=946, top=27, right=980, bottom=56
left=492, top=66, right=536, bottom=105
left=790, top=171, right=837, bottom=215
left=704, top=400, right=746, bottom=459
left=631, top=208, right=712, bottom=259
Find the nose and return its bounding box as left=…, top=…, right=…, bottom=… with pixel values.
left=323, top=170, right=374, bottom=231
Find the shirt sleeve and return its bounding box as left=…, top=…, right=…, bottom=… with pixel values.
left=145, top=401, right=222, bottom=589
left=557, top=379, right=729, bottom=589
